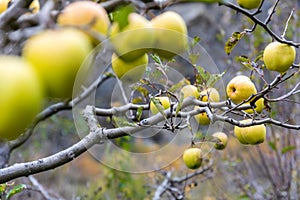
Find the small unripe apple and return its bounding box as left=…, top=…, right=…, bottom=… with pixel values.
left=234, top=119, right=266, bottom=145
left=180, top=85, right=199, bottom=99
left=111, top=52, right=148, bottom=83
left=23, top=28, right=93, bottom=99
left=183, top=147, right=202, bottom=169
left=0, top=56, right=43, bottom=140
left=226, top=75, right=257, bottom=104
left=243, top=98, right=264, bottom=114
left=200, top=87, right=220, bottom=102
left=110, top=13, right=154, bottom=62
left=150, top=96, right=170, bottom=115
left=212, top=132, right=228, bottom=150
left=57, top=1, right=110, bottom=44
left=194, top=111, right=210, bottom=125
left=263, top=41, right=296, bottom=73
left=237, top=0, right=262, bottom=10
left=151, top=11, right=188, bottom=59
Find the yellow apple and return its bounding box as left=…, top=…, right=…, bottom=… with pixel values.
left=0, top=56, right=43, bottom=140
left=23, top=28, right=93, bottom=99
left=180, top=85, right=199, bottom=99
left=150, top=96, right=170, bottom=115
left=111, top=52, right=148, bottom=83
left=200, top=87, right=220, bottom=102
left=57, top=1, right=110, bottom=44
left=243, top=98, right=264, bottom=114
left=193, top=87, right=219, bottom=125
left=194, top=111, right=210, bottom=125
left=109, top=13, right=154, bottom=62
left=226, top=75, right=257, bottom=104
left=183, top=147, right=202, bottom=169
left=0, top=0, right=9, bottom=13
left=29, top=0, right=39, bottom=13
left=212, top=132, right=228, bottom=150
left=151, top=11, right=188, bottom=59
left=263, top=42, right=296, bottom=73
left=237, top=0, right=262, bottom=10
left=234, top=119, right=266, bottom=145
left=0, top=0, right=39, bottom=14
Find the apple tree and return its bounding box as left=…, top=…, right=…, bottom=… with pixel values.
left=0, top=0, right=299, bottom=199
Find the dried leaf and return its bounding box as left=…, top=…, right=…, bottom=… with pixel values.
left=225, top=32, right=245, bottom=55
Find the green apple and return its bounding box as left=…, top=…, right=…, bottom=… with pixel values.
left=57, top=1, right=111, bottom=44
left=150, top=96, right=171, bottom=115
left=180, top=85, right=199, bottom=99
left=212, top=132, right=228, bottom=150
left=234, top=119, right=266, bottom=145
left=263, top=41, right=296, bottom=73
left=243, top=98, right=264, bottom=114
left=194, top=109, right=210, bottom=125
left=226, top=75, right=257, bottom=104
left=237, top=0, right=262, bottom=10
left=23, top=28, right=93, bottom=99
left=183, top=147, right=202, bottom=169
left=200, top=87, right=220, bottom=102
left=111, top=52, right=148, bottom=83
left=151, top=11, right=188, bottom=59
left=0, top=56, right=43, bottom=140
left=110, top=13, right=154, bottom=62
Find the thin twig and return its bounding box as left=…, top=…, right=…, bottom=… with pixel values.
left=28, top=176, right=62, bottom=200
left=281, top=8, right=295, bottom=39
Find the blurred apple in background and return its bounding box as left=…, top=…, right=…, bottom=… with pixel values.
left=23, top=28, right=93, bottom=99
left=57, top=1, right=110, bottom=44
left=0, top=56, right=43, bottom=140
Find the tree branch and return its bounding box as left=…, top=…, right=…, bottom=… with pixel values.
left=220, top=0, right=300, bottom=47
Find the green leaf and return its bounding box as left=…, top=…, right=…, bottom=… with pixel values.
left=189, top=53, right=201, bottom=65
left=191, top=36, right=201, bottom=48
left=225, top=31, right=245, bottom=55
left=113, top=116, right=135, bottom=127
left=6, top=184, right=27, bottom=199
left=268, top=141, right=277, bottom=151
left=236, top=56, right=254, bottom=70
left=113, top=5, right=134, bottom=31
left=150, top=54, right=162, bottom=64
left=195, top=66, right=210, bottom=85
left=136, top=106, right=143, bottom=121
left=175, top=94, right=184, bottom=116
left=281, top=146, right=296, bottom=154
left=207, top=71, right=225, bottom=87
left=150, top=97, right=168, bottom=117
left=189, top=36, right=201, bottom=65
left=0, top=183, right=7, bottom=193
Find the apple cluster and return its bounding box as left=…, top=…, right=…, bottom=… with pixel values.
left=110, top=11, right=188, bottom=83
left=0, top=1, right=105, bottom=140
left=0, top=1, right=189, bottom=141
left=182, top=131, right=228, bottom=170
